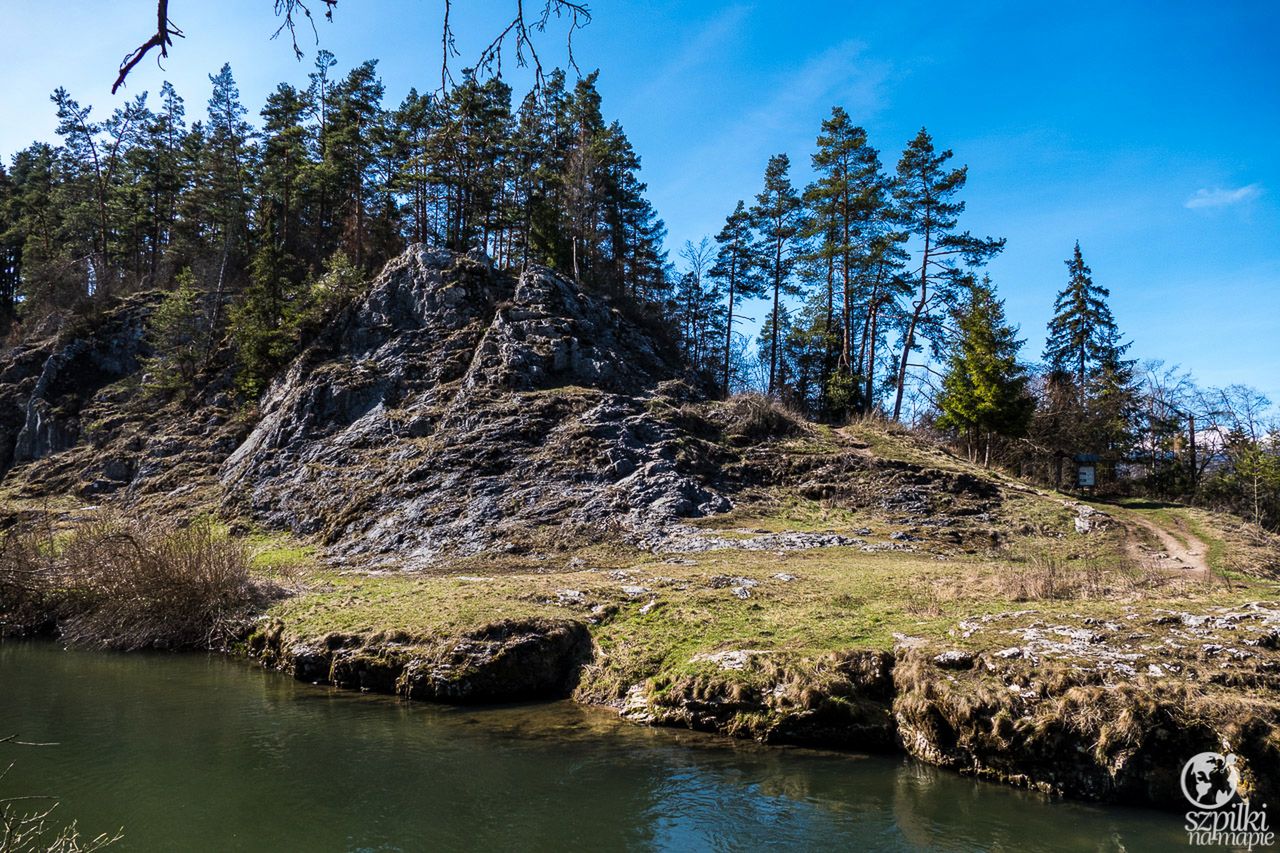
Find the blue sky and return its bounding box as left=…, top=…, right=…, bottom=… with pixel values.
left=2, top=0, right=1277, bottom=401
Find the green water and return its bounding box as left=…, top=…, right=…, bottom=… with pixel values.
left=0, top=642, right=1185, bottom=852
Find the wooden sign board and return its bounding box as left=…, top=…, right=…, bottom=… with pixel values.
left=1077, top=465, right=1096, bottom=488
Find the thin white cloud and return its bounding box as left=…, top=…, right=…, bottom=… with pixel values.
left=622, top=5, right=749, bottom=115
left=1185, top=184, right=1263, bottom=209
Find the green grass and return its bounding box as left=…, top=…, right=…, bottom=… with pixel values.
left=243, top=530, right=320, bottom=577
left=266, top=535, right=1280, bottom=702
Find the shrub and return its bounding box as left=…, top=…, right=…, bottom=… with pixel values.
left=0, top=520, right=58, bottom=637
left=722, top=393, right=807, bottom=442
left=0, top=515, right=259, bottom=651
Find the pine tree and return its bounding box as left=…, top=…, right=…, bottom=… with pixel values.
left=325, top=60, right=388, bottom=269
left=389, top=88, right=440, bottom=246
left=709, top=200, right=764, bottom=396
left=134, top=81, right=187, bottom=284
left=750, top=154, right=804, bottom=396
left=52, top=87, right=150, bottom=297
left=936, top=277, right=1033, bottom=465
left=258, top=82, right=313, bottom=269
left=3, top=144, right=68, bottom=313
left=0, top=163, right=19, bottom=330
left=804, top=106, right=892, bottom=409
left=890, top=128, right=1003, bottom=421
left=202, top=64, right=256, bottom=285
left=781, top=289, right=838, bottom=414
left=853, top=232, right=910, bottom=413
left=515, top=70, right=572, bottom=271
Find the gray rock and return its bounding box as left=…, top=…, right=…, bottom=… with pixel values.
left=934, top=650, right=976, bottom=669
left=219, top=246, right=729, bottom=566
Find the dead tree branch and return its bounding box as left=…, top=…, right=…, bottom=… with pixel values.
left=113, top=0, right=184, bottom=94
left=116, top=1, right=590, bottom=95
left=457, top=0, right=592, bottom=92
left=270, top=0, right=339, bottom=60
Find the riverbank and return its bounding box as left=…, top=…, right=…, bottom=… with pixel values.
left=3, top=641, right=1200, bottom=851
left=236, top=496, right=1280, bottom=810
left=5, top=426, right=1279, bottom=812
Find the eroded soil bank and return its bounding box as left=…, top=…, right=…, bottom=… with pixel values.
left=244, top=599, right=1280, bottom=811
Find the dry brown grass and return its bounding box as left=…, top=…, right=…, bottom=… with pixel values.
left=999, top=547, right=1208, bottom=602
left=720, top=393, right=808, bottom=443
left=0, top=514, right=262, bottom=651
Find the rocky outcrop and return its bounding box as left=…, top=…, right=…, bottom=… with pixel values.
left=0, top=245, right=1011, bottom=558
left=248, top=617, right=593, bottom=702
left=0, top=300, right=154, bottom=478
left=220, top=246, right=728, bottom=565
left=616, top=649, right=898, bottom=750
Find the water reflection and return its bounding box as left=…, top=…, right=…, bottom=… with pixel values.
left=0, top=643, right=1183, bottom=851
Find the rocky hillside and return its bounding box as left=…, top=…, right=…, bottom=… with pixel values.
left=219, top=247, right=732, bottom=565
left=0, top=245, right=1016, bottom=565
left=4, top=244, right=1279, bottom=810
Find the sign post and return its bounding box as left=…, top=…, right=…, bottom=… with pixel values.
left=1074, top=453, right=1099, bottom=492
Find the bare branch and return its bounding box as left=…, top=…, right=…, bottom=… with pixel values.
left=115, top=1, right=589, bottom=96
left=113, top=0, right=184, bottom=94
left=463, top=0, right=592, bottom=94
left=270, top=0, right=338, bottom=61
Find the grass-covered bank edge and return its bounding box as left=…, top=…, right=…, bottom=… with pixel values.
left=4, top=507, right=1280, bottom=812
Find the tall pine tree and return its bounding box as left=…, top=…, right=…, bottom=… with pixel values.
left=750, top=154, right=804, bottom=396
left=890, top=128, right=1003, bottom=421
left=709, top=200, right=763, bottom=396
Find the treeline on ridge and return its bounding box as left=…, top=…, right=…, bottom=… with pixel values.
left=0, top=55, right=1275, bottom=530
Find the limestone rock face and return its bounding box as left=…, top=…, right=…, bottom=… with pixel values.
left=221, top=246, right=725, bottom=565
left=0, top=300, right=153, bottom=476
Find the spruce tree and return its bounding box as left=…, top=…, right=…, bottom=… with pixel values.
left=1045, top=242, right=1127, bottom=387
left=1039, top=242, right=1138, bottom=483
left=937, top=277, right=1033, bottom=465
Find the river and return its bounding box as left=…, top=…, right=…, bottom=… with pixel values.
left=0, top=642, right=1186, bottom=851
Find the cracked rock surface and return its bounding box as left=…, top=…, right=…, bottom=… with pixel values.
left=220, top=247, right=731, bottom=566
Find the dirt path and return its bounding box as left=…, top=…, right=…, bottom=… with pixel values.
left=1124, top=514, right=1211, bottom=577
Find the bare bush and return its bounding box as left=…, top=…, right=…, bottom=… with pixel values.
left=0, top=519, right=59, bottom=637
left=722, top=393, right=807, bottom=442
left=0, top=515, right=259, bottom=651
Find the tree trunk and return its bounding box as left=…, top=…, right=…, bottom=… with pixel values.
left=722, top=252, right=738, bottom=398
left=892, top=231, right=931, bottom=422
left=769, top=249, right=781, bottom=395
